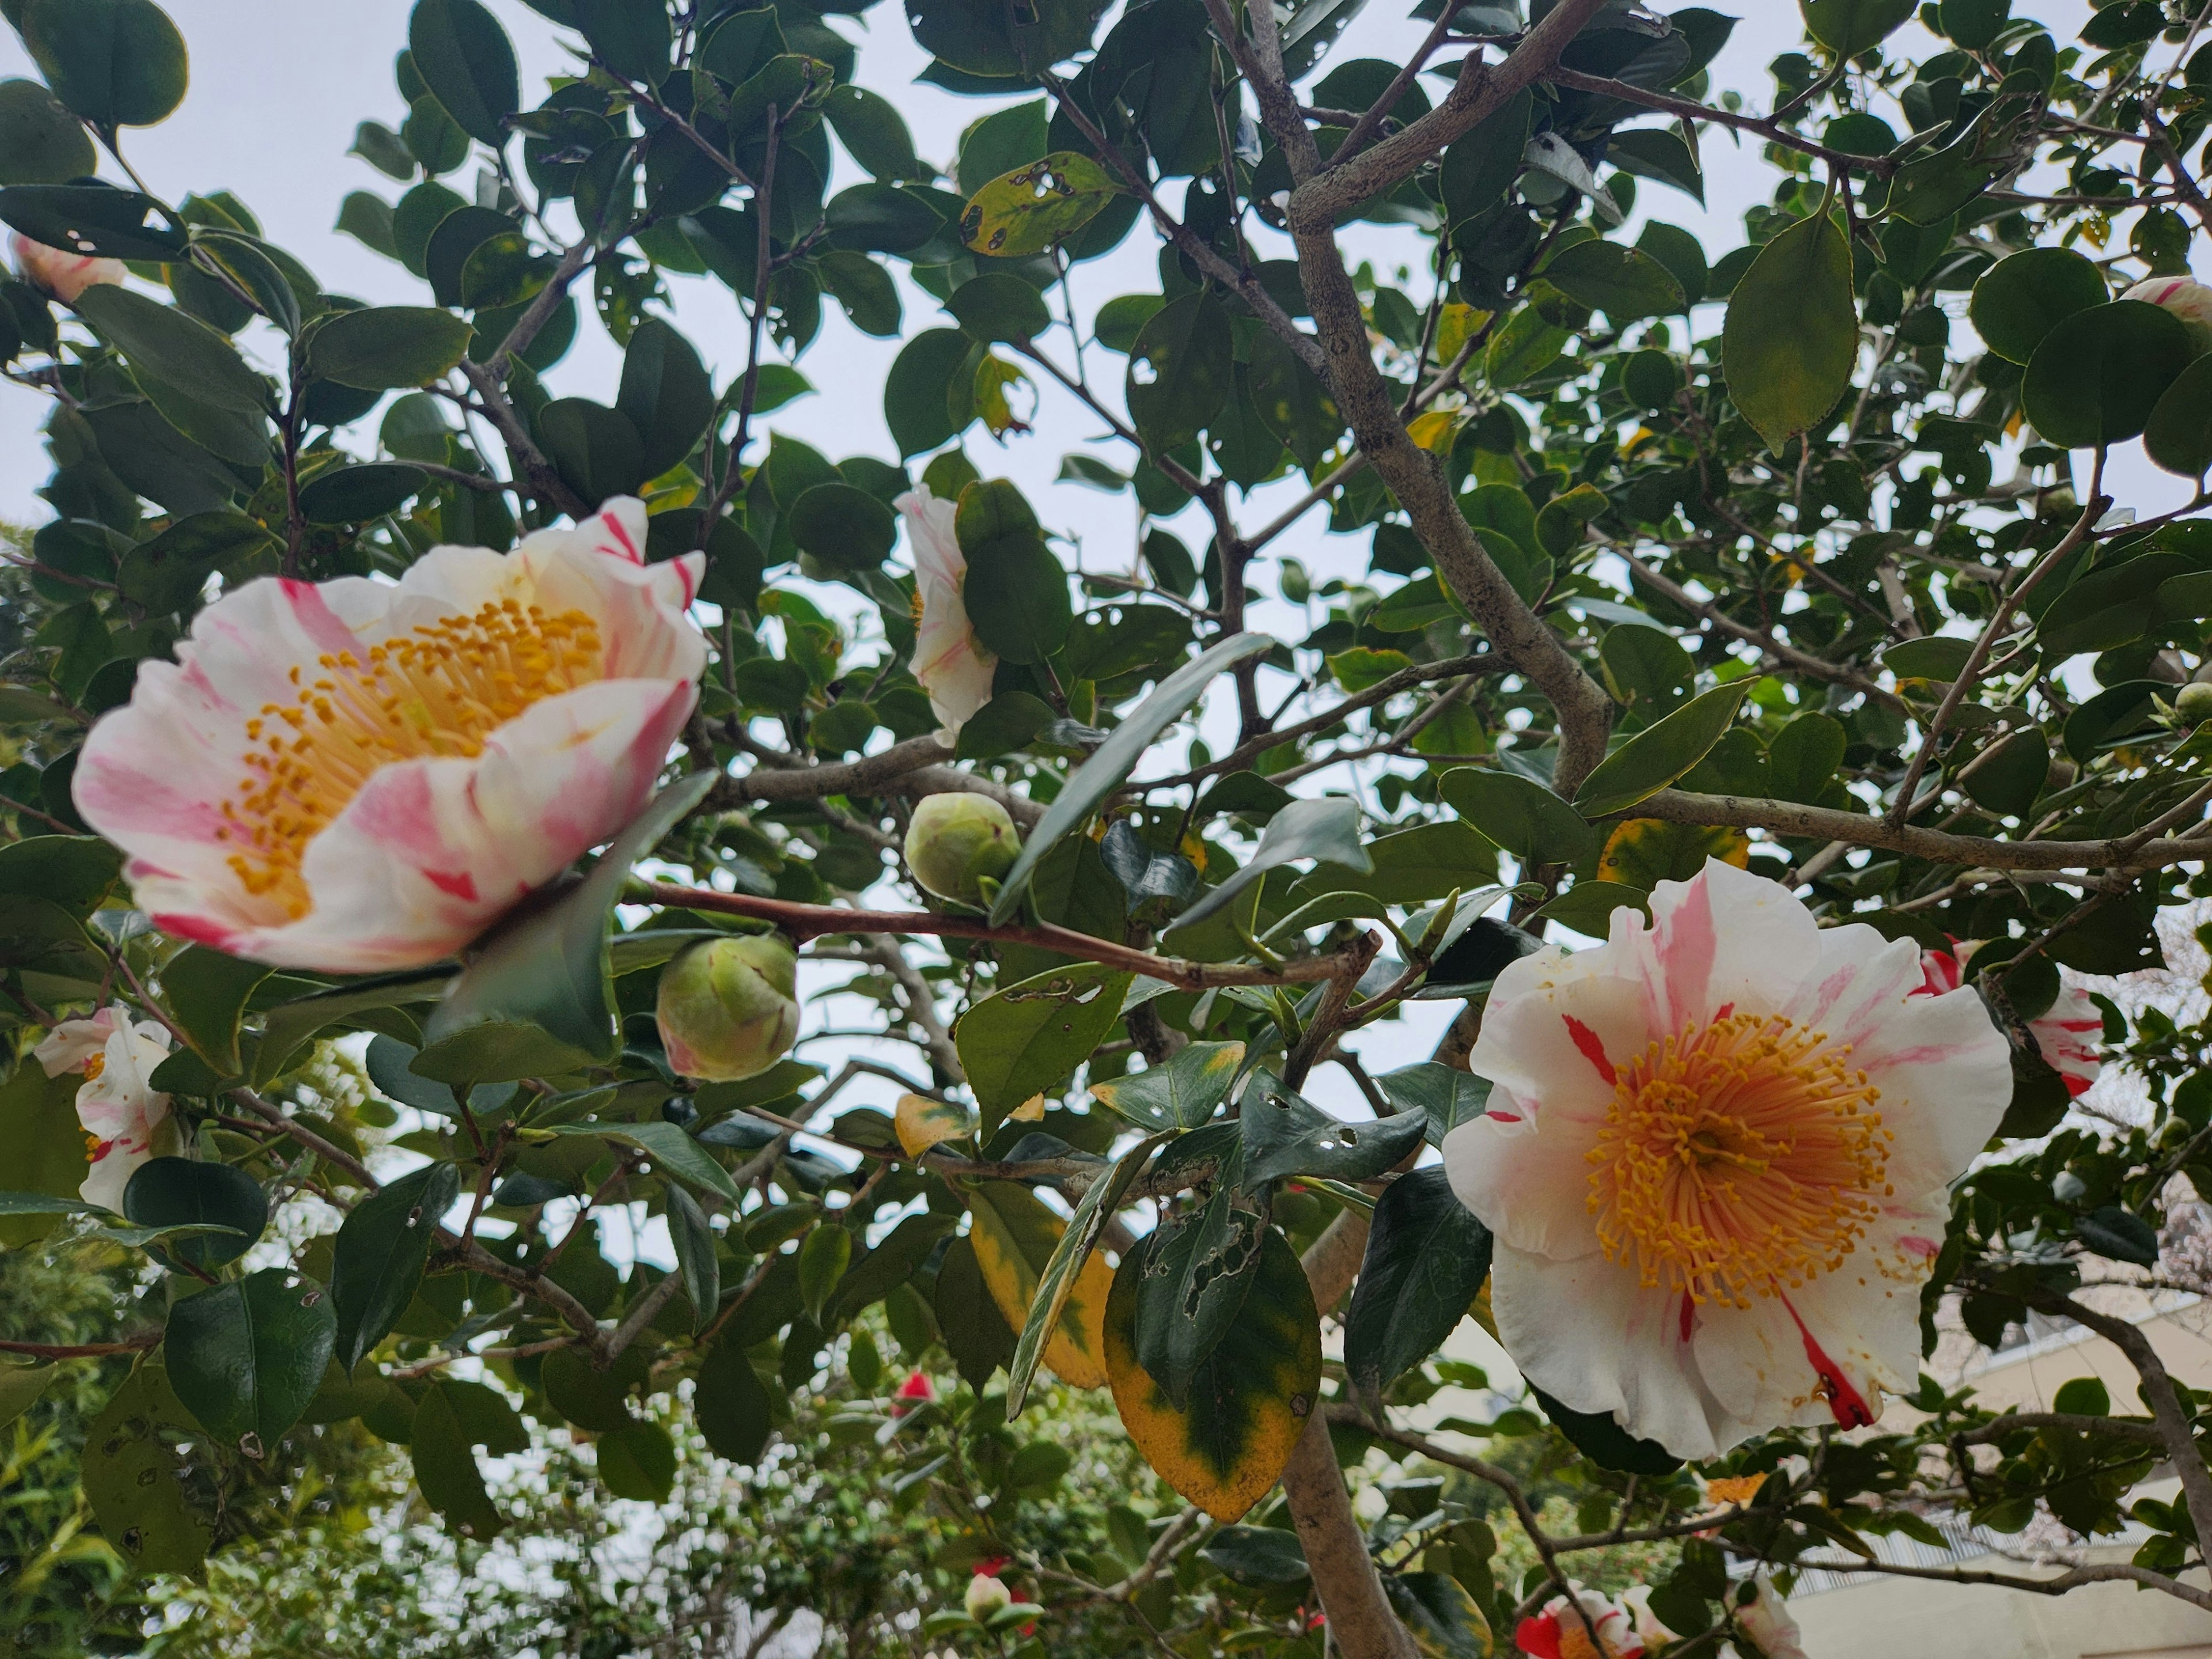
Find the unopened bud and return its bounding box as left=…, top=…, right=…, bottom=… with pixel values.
left=2176, top=681, right=2212, bottom=727
left=904, top=794, right=1021, bottom=906
left=656, top=934, right=800, bottom=1082
left=965, top=1571, right=1012, bottom=1621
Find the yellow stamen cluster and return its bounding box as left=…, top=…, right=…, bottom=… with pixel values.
left=81, top=1053, right=104, bottom=1082
left=218, top=598, right=603, bottom=918
left=1585, top=1011, right=1893, bottom=1309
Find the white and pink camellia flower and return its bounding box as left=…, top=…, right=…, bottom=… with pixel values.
left=1445, top=860, right=2012, bottom=1459
left=1730, top=1575, right=1808, bottom=1659
left=2123, top=275, right=2212, bottom=333
left=11, top=232, right=125, bottom=303
left=899, top=486, right=996, bottom=735
left=35, top=1005, right=176, bottom=1211
left=1516, top=1584, right=1645, bottom=1659
left=73, top=499, right=707, bottom=972
left=1916, top=940, right=2103, bottom=1099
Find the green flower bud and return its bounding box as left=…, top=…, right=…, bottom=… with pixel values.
left=2176, top=681, right=2212, bottom=727
left=903, top=794, right=1020, bottom=906
left=656, top=933, right=800, bottom=1082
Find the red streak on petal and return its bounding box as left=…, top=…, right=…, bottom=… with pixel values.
left=600, top=509, right=643, bottom=563
left=423, top=868, right=480, bottom=902
left=2063, top=1074, right=2092, bottom=1097
left=1487, top=1109, right=1524, bottom=1123
left=1562, top=1014, right=1616, bottom=1085
left=1714, top=1001, right=1734, bottom=1021
left=150, top=910, right=243, bottom=950
left=1899, top=1235, right=1937, bottom=1258
left=1781, top=1295, right=1875, bottom=1429
left=1517, top=1615, right=1564, bottom=1659
left=1679, top=1290, right=1695, bottom=1344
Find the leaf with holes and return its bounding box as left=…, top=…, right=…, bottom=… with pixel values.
left=1127, top=291, right=1230, bottom=454
left=956, top=961, right=1132, bottom=1130
left=961, top=152, right=1119, bottom=256
left=1240, top=1070, right=1427, bottom=1187
left=1374, top=1063, right=1494, bottom=1149
left=1090, top=1040, right=1245, bottom=1131
left=165, top=1268, right=338, bottom=1454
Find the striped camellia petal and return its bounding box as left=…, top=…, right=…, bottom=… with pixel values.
left=73, top=499, right=706, bottom=972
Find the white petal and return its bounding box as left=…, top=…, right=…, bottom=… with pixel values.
left=1642, top=858, right=1824, bottom=1031
left=1443, top=1097, right=1606, bottom=1261
left=1465, top=949, right=1652, bottom=1127
left=1491, top=1242, right=1746, bottom=1460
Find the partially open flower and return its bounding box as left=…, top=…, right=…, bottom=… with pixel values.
left=1516, top=1584, right=1644, bottom=1659
left=1445, top=860, right=2010, bottom=1459
left=964, top=1570, right=1013, bottom=1622
left=904, top=793, right=1020, bottom=906
left=1916, top=942, right=2103, bottom=1099
left=2124, top=275, right=2212, bottom=336
left=900, top=487, right=996, bottom=735
left=656, top=933, right=801, bottom=1082
left=1730, top=1575, right=1808, bottom=1659
left=37, top=1004, right=175, bottom=1211
left=74, top=500, right=706, bottom=971
left=12, top=232, right=124, bottom=302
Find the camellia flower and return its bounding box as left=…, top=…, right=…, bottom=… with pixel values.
left=891, top=1369, right=936, bottom=1415
left=36, top=1005, right=176, bottom=1211
left=1619, top=1585, right=1676, bottom=1652
left=1916, top=941, right=2103, bottom=1099
left=964, top=1569, right=1012, bottom=1622
left=1517, top=1584, right=1644, bottom=1659
left=1445, top=860, right=2011, bottom=1459
left=2123, top=275, right=2212, bottom=333
left=73, top=500, right=706, bottom=971
left=12, top=232, right=125, bottom=302
left=1730, top=1575, right=1808, bottom=1659
left=899, top=486, right=995, bottom=735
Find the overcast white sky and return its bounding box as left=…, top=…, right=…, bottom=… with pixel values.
left=0, top=0, right=2181, bottom=1117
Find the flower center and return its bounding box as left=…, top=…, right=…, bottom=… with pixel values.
left=81, top=1052, right=104, bottom=1082
left=1585, top=1011, right=1893, bottom=1310
left=218, top=598, right=603, bottom=918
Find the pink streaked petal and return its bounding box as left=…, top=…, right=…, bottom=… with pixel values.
left=1442, top=1097, right=1606, bottom=1262
left=1465, top=951, right=1650, bottom=1127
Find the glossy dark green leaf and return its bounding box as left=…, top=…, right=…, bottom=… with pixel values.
left=1127, top=291, right=1230, bottom=454
left=21, top=0, right=188, bottom=128
left=2146, top=354, right=2212, bottom=478
left=1240, top=1070, right=1427, bottom=1187
left=1440, top=88, right=1532, bottom=226
left=298, top=461, right=427, bottom=524
left=964, top=531, right=1071, bottom=664
left=598, top=1420, right=677, bottom=1499
left=408, top=0, right=519, bottom=146
left=1722, top=210, right=1856, bottom=450
left=410, top=1384, right=504, bottom=1536
left=160, top=944, right=271, bottom=1077
left=1345, top=1167, right=1491, bottom=1403
left=330, top=1161, right=462, bottom=1374
left=1387, top=1574, right=1493, bottom=1659
left=308, top=305, right=474, bottom=389
left=666, top=1183, right=721, bottom=1332
left=2024, top=300, right=2190, bottom=450
left=1173, top=796, right=1370, bottom=933
left=885, top=326, right=972, bottom=456
left=1541, top=238, right=1684, bottom=321
left=1573, top=683, right=1750, bottom=818
left=990, top=631, right=1272, bottom=923
left=2078, top=1205, right=2158, bottom=1266
left=1533, top=1384, right=1682, bottom=1475
left=574, top=0, right=671, bottom=83
left=616, top=316, right=713, bottom=479
left=418, top=773, right=715, bottom=1081
left=695, top=1335, right=774, bottom=1461
left=823, top=84, right=921, bottom=181
left=1439, top=767, right=1596, bottom=865
left=1969, top=247, right=2106, bottom=365
left=75, top=285, right=267, bottom=414
left=946, top=271, right=1052, bottom=343
left=1766, top=711, right=1848, bottom=805
left=1200, top=1525, right=1310, bottom=1585
left=115, top=510, right=274, bottom=613
left=165, top=1268, right=338, bottom=1453
left=0, top=182, right=184, bottom=260
left=1374, top=1062, right=1494, bottom=1149
left=955, top=960, right=1132, bottom=1123
left=253, top=968, right=450, bottom=1085
left=1961, top=728, right=2049, bottom=819
left=0, top=77, right=95, bottom=183
left=1800, top=0, right=1914, bottom=54
left=819, top=248, right=902, bottom=336
left=122, top=1157, right=264, bottom=1271
left=1248, top=328, right=1344, bottom=470
left=1090, top=1039, right=1246, bottom=1131
left=788, top=481, right=896, bottom=568
left=1607, top=127, right=1703, bottom=204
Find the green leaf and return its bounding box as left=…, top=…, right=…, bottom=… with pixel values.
left=935, top=1233, right=1015, bottom=1390
left=1961, top=728, right=2049, bottom=819
left=75, top=285, right=269, bottom=414
left=964, top=531, right=1071, bottom=664
left=1572, top=683, right=1751, bottom=818
left=2078, top=1205, right=2158, bottom=1266
left=543, top=1345, right=646, bottom=1431
left=598, top=1421, right=677, bottom=1499
left=798, top=1222, right=853, bottom=1324
left=819, top=248, right=902, bottom=337
left=165, top=1268, right=339, bottom=1453
left=1345, top=1167, right=1492, bottom=1403
left=121, top=1156, right=264, bottom=1272
left=81, top=1367, right=210, bottom=1575
left=543, top=1118, right=744, bottom=1206
left=960, top=152, right=1119, bottom=256
left=0, top=181, right=184, bottom=260
left=1766, top=711, right=1848, bottom=805
left=1240, top=1070, right=1427, bottom=1187
left=989, top=630, right=1274, bottom=923
left=1800, top=0, right=1914, bottom=54
left=1440, top=88, right=1533, bottom=225
left=946, top=271, right=1052, bottom=343
left=907, top=0, right=1105, bottom=79
left=1199, top=1525, right=1310, bottom=1585
left=1607, top=127, right=1703, bottom=205
left=1540, top=239, right=1684, bottom=321
left=574, top=0, right=671, bottom=83
left=823, top=84, right=921, bottom=181
left=1881, top=635, right=1974, bottom=681
left=666, top=1183, right=721, bottom=1332
left=828, top=1210, right=958, bottom=1324
left=695, top=1336, right=774, bottom=1462
left=969, top=1179, right=1115, bottom=1389
left=538, top=397, right=646, bottom=501
left=408, top=0, right=520, bottom=146
left=1440, top=767, right=1596, bottom=865
left=0, top=832, right=120, bottom=916
left=1533, top=1384, right=1681, bottom=1475
left=298, top=461, right=427, bottom=525
left=1091, top=1040, right=1245, bottom=1131
left=0, top=1357, right=54, bottom=1429
left=410, top=1384, right=504, bottom=1537
left=1969, top=247, right=2106, bottom=365
left=419, top=773, right=715, bottom=1081
left=21, top=0, right=188, bottom=128
left=253, top=967, right=450, bottom=1084
left=2024, top=301, right=2191, bottom=450
left=1106, top=1225, right=1320, bottom=1522
left=1374, top=1062, right=1494, bottom=1150
left=0, top=78, right=96, bottom=183
left=616, top=316, right=713, bottom=479
left=160, top=944, right=272, bottom=1077
left=1483, top=306, right=1570, bottom=388
left=1387, top=1573, right=1494, bottom=1659
left=1173, top=796, right=1370, bottom=934
left=788, top=481, right=896, bottom=569
left=2146, top=354, right=2212, bottom=478
left=1007, top=1130, right=1168, bottom=1415
left=1722, top=209, right=1857, bottom=449
left=1127, top=291, right=1231, bottom=453
left=331, top=1161, right=463, bottom=1374
left=885, top=326, right=972, bottom=456
left=308, top=305, right=475, bottom=389
left=955, top=690, right=1055, bottom=760
left=956, top=960, right=1132, bottom=1126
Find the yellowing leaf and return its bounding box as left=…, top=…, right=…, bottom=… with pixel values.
left=1597, top=817, right=1750, bottom=890
left=895, top=1092, right=974, bottom=1159
left=1432, top=303, right=1489, bottom=367
left=1406, top=409, right=1458, bottom=452
left=960, top=152, right=1120, bottom=257
left=1010, top=1094, right=1046, bottom=1123
left=968, top=1181, right=1112, bottom=1388
left=974, top=353, right=1033, bottom=437
left=1105, top=1228, right=1321, bottom=1522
